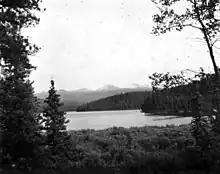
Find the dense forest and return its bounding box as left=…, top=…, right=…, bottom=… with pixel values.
left=75, top=91, right=151, bottom=112
left=141, top=69, right=216, bottom=116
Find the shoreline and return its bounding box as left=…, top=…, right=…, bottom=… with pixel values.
left=67, top=122, right=191, bottom=132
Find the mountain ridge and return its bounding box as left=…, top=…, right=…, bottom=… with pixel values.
left=96, top=84, right=120, bottom=91
left=35, top=85, right=152, bottom=112
left=35, top=83, right=151, bottom=94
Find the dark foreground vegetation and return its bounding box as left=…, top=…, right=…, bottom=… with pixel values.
left=1, top=124, right=220, bottom=174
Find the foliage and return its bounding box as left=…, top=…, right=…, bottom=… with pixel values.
left=40, top=124, right=219, bottom=173
left=151, top=0, right=220, bottom=77
left=142, top=68, right=220, bottom=171
left=151, top=0, right=220, bottom=128
left=1, top=119, right=220, bottom=173
left=190, top=92, right=211, bottom=151
left=0, top=0, right=44, bottom=171
left=42, top=80, right=71, bottom=169
left=141, top=68, right=217, bottom=115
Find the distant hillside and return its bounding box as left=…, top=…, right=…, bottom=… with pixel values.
left=76, top=91, right=152, bottom=112
left=36, top=96, right=82, bottom=112
left=35, top=85, right=151, bottom=112
left=140, top=71, right=216, bottom=116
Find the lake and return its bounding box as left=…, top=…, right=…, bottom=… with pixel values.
left=66, top=110, right=192, bottom=131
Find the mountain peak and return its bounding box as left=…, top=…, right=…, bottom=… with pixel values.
left=75, top=88, right=91, bottom=92
left=96, top=85, right=119, bottom=91
left=131, top=83, right=142, bottom=88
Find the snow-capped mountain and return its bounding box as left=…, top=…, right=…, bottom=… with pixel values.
left=96, top=85, right=120, bottom=91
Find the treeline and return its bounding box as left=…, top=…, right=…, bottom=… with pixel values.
left=76, top=91, right=151, bottom=112
left=141, top=69, right=216, bottom=116
left=38, top=98, right=80, bottom=112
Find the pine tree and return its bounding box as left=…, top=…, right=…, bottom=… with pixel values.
left=0, top=0, right=44, bottom=171
left=42, top=80, right=71, bottom=169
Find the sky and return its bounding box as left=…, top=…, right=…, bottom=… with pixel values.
left=23, top=0, right=220, bottom=93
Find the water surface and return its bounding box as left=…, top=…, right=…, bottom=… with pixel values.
left=66, top=110, right=192, bottom=131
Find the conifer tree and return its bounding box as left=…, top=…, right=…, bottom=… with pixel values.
left=0, top=0, right=44, bottom=171
left=42, top=80, right=71, bottom=168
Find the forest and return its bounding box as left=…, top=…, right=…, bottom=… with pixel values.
left=75, top=91, right=151, bottom=112
left=1, top=0, right=220, bottom=174
left=37, top=98, right=80, bottom=112
left=141, top=69, right=217, bottom=116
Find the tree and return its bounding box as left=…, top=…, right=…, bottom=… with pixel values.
left=152, top=0, right=220, bottom=121
left=148, top=71, right=191, bottom=112
left=0, top=0, right=44, bottom=171
left=151, top=0, right=220, bottom=79
left=141, top=96, right=156, bottom=113
left=42, top=80, right=71, bottom=169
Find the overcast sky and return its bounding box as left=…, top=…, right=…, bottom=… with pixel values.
left=23, top=0, right=220, bottom=93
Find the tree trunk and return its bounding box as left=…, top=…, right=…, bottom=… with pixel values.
left=193, top=0, right=219, bottom=77
left=194, top=1, right=220, bottom=121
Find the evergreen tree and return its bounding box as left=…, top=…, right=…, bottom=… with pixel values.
left=0, top=0, right=44, bottom=171
left=42, top=80, right=71, bottom=169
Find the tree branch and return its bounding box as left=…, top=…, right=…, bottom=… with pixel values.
left=214, top=46, right=220, bottom=51
left=183, top=23, right=202, bottom=30
left=160, top=23, right=202, bottom=33
left=211, top=38, right=220, bottom=47
left=214, top=50, right=220, bottom=56
left=187, top=0, right=194, bottom=4
left=185, top=37, right=207, bottom=44
left=214, top=45, right=220, bottom=50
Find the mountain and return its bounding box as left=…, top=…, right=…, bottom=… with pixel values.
left=130, top=83, right=145, bottom=88
left=96, top=85, right=120, bottom=91
left=75, top=88, right=91, bottom=92
left=35, top=85, right=152, bottom=112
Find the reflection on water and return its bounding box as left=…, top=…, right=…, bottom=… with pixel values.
left=66, top=110, right=192, bottom=131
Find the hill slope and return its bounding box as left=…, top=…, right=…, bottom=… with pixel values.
left=76, top=91, right=151, bottom=112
